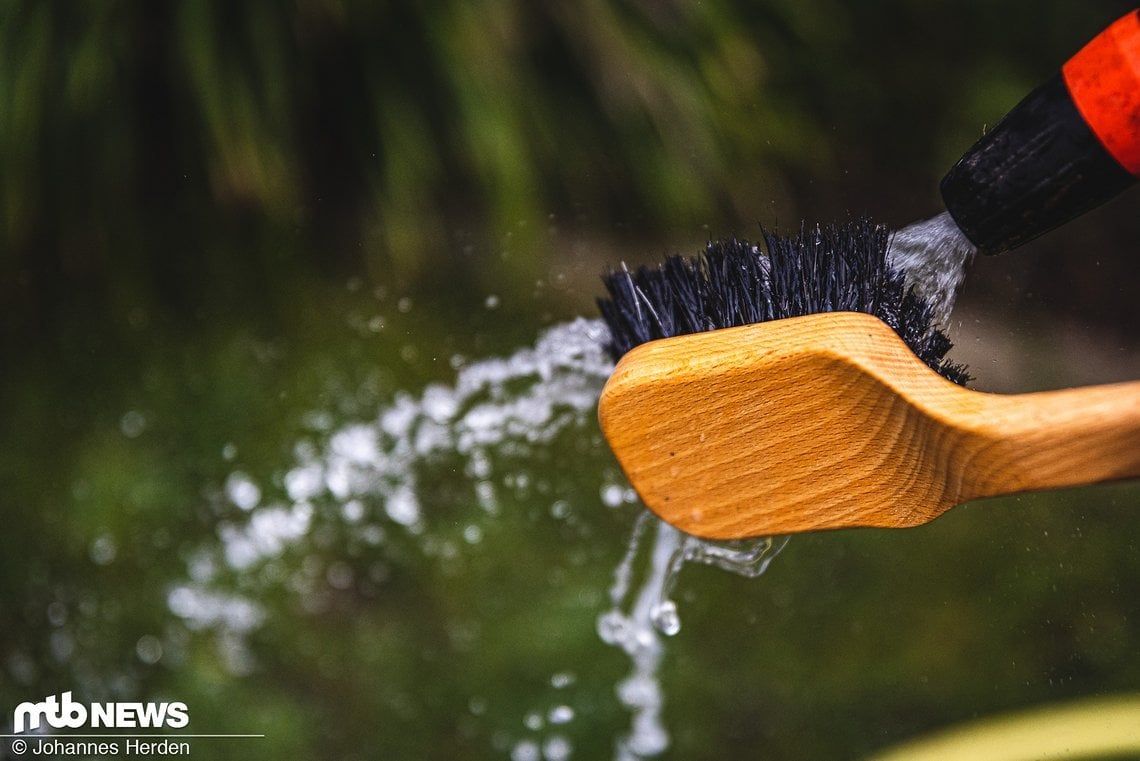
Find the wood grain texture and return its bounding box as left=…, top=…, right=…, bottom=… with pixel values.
left=598, top=312, right=1140, bottom=539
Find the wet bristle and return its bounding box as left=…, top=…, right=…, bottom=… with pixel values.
left=597, top=219, right=969, bottom=385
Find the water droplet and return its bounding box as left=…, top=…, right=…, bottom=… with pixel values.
left=120, top=410, right=147, bottom=438
left=650, top=599, right=681, bottom=636
left=225, top=471, right=261, bottom=512
left=511, top=740, right=540, bottom=761
left=547, top=705, right=574, bottom=725
left=385, top=485, right=421, bottom=527
left=136, top=635, right=164, bottom=665
left=422, top=384, right=459, bottom=423
left=90, top=534, right=117, bottom=566
left=360, top=525, right=386, bottom=546
left=341, top=499, right=365, bottom=522
left=543, top=735, right=573, bottom=761
left=601, top=484, right=624, bottom=508
left=596, top=609, right=629, bottom=645
left=46, top=602, right=67, bottom=627
left=550, top=672, right=575, bottom=689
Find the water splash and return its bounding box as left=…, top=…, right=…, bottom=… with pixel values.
left=598, top=513, right=787, bottom=759
left=888, top=211, right=977, bottom=326
left=596, top=515, right=678, bottom=759
left=170, top=315, right=786, bottom=760
left=177, top=316, right=612, bottom=576
left=169, top=317, right=614, bottom=676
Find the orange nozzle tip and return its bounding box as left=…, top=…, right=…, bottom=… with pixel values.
left=1062, top=10, right=1140, bottom=176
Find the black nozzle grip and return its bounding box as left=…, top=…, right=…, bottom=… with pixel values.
left=940, top=74, right=1135, bottom=255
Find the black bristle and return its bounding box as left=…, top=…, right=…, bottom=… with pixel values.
left=598, top=218, right=970, bottom=385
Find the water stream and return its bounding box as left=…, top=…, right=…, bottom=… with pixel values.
left=888, top=211, right=977, bottom=326
left=597, top=514, right=786, bottom=759
left=170, top=317, right=786, bottom=759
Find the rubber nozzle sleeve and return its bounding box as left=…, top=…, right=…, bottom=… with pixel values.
left=940, top=9, right=1140, bottom=255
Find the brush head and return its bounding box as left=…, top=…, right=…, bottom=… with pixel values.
left=597, top=218, right=969, bottom=385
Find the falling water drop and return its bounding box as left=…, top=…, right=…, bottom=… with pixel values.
left=648, top=600, right=680, bottom=637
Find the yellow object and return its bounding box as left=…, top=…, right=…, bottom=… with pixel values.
left=867, top=694, right=1140, bottom=761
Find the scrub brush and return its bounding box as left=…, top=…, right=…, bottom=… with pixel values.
left=596, top=220, right=1140, bottom=539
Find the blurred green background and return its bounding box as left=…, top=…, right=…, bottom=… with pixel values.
left=3, top=1, right=1140, bottom=759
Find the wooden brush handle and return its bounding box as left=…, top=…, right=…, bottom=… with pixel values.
left=959, top=380, right=1140, bottom=500
left=599, top=312, right=1140, bottom=538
